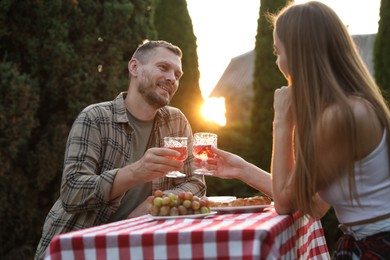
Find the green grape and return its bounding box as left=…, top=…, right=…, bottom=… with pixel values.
left=170, top=207, right=179, bottom=216
left=178, top=205, right=187, bottom=215
left=160, top=206, right=170, bottom=216
left=162, top=196, right=171, bottom=206
left=168, top=193, right=176, bottom=201
left=182, top=199, right=192, bottom=208
left=191, top=201, right=200, bottom=210
left=170, top=199, right=179, bottom=207
left=200, top=206, right=210, bottom=214
left=153, top=197, right=163, bottom=206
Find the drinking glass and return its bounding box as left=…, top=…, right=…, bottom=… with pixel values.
left=192, top=132, right=217, bottom=175
left=164, top=136, right=188, bottom=178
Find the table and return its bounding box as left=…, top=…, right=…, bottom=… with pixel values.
left=45, top=206, right=330, bottom=260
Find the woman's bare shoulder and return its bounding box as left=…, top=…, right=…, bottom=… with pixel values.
left=348, top=96, right=383, bottom=158
left=321, top=96, right=382, bottom=134
left=314, top=97, right=384, bottom=187
left=320, top=96, right=385, bottom=161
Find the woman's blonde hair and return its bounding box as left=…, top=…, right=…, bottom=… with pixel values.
left=273, top=1, right=390, bottom=216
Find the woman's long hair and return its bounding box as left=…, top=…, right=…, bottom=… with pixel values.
left=274, top=1, right=390, bottom=217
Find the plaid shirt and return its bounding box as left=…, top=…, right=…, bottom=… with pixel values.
left=35, top=92, right=206, bottom=260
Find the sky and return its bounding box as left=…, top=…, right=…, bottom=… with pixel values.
left=187, top=0, right=381, bottom=99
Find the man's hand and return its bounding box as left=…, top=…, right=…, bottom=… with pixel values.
left=110, top=147, right=183, bottom=200
left=130, top=147, right=184, bottom=183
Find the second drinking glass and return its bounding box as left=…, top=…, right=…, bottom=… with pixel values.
left=192, top=132, right=217, bottom=175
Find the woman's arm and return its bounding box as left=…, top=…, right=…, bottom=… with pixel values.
left=211, top=147, right=272, bottom=197
left=271, top=86, right=296, bottom=214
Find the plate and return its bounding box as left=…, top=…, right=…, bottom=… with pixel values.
left=212, top=204, right=272, bottom=214
left=147, top=211, right=217, bottom=220
left=207, top=196, right=237, bottom=203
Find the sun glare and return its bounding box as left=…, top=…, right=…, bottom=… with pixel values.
left=201, top=97, right=227, bottom=126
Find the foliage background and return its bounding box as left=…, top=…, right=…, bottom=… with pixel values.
left=0, top=0, right=154, bottom=258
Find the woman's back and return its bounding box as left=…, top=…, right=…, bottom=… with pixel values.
left=319, top=127, right=390, bottom=224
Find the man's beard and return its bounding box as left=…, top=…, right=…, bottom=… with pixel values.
left=138, top=77, right=172, bottom=109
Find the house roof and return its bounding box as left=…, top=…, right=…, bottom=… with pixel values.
left=210, top=50, right=254, bottom=98
left=352, top=34, right=376, bottom=75
left=210, top=34, right=376, bottom=99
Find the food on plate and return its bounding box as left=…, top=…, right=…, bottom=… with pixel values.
left=147, top=190, right=211, bottom=216
left=208, top=196, right=272, bottom=208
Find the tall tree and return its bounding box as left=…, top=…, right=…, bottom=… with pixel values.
left=0, top=0, right=153, bottom=258
left=374, top=0, right=390, bottom=95
left=251, top=0, right=289, bottom=169
left=152, top=0, right=204, bottom=132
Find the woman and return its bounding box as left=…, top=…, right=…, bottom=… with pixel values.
left=211, top=1, right=390, bottom=258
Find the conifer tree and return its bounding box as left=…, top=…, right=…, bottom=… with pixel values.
left=152, top=0, right=204, bottom=132
left=374, top=0, right=390, bottom=94
left=251, top=0, right=289, bottom=169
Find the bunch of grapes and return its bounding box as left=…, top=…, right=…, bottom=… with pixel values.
left=147, top=190, right=211, bottom=216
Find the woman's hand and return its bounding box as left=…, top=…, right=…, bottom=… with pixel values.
left=209, top=146, right=246, bottom=179
left=211, top=146, right=273, bottom=196
left=274, top=86, right=293, bottom=130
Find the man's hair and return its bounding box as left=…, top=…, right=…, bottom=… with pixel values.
left=132, top=40, right=182, bottom=64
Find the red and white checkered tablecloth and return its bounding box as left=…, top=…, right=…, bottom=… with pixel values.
left=45, top=206, right=330, bottom=260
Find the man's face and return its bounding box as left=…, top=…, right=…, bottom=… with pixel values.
left=137, top=47, right=183, bottom=109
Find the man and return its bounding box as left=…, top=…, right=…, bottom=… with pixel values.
left=35, top=40, right=206, bottom=259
